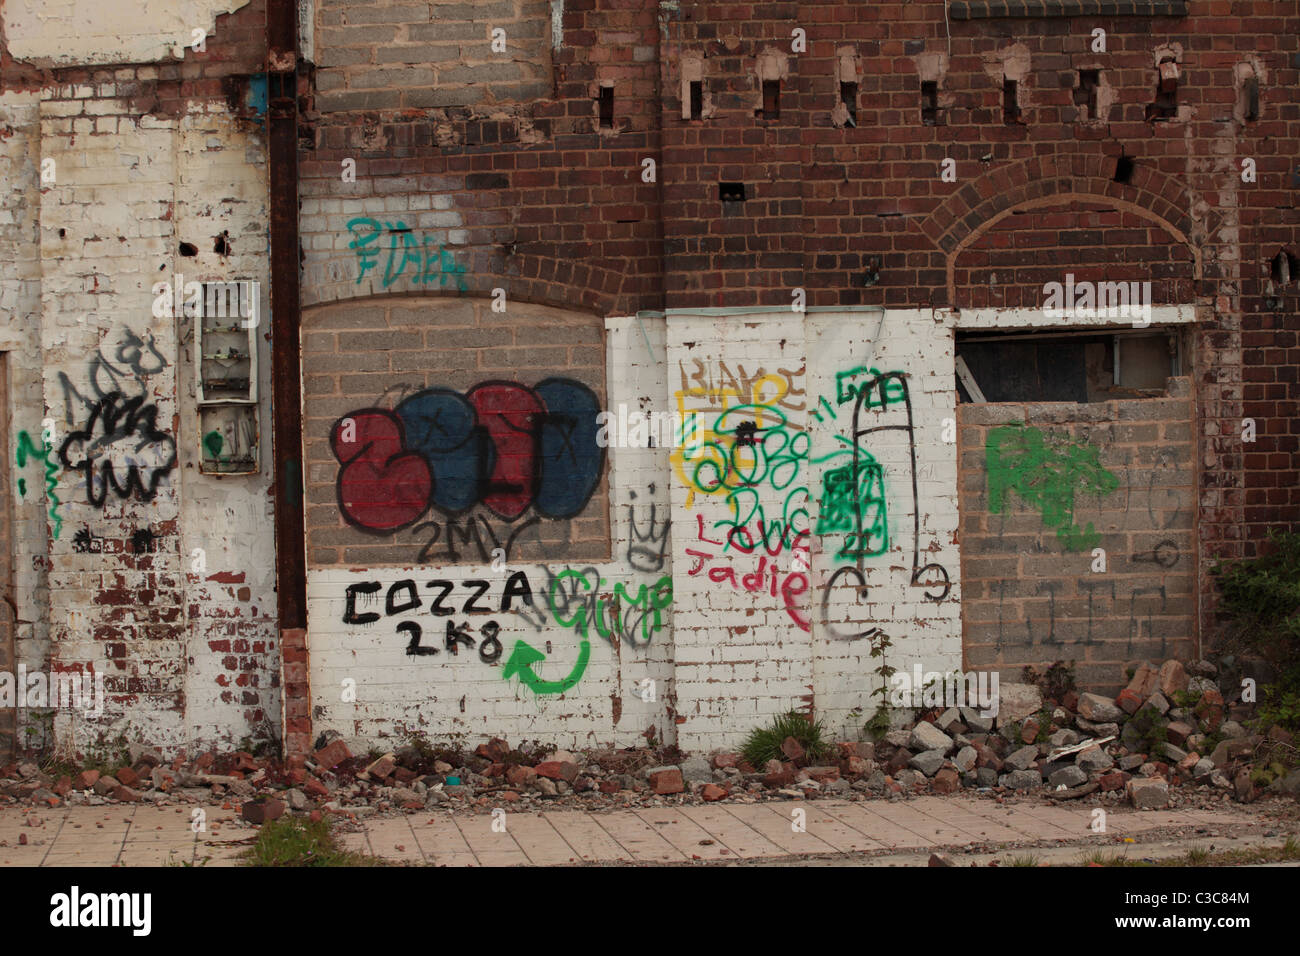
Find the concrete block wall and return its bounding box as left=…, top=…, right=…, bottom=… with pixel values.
left=313, top=0, right=555, bottom=111
left=958, top=386, right=1198, bottom=692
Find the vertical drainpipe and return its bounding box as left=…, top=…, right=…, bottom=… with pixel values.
left=266, top=0, right=310, bottom=764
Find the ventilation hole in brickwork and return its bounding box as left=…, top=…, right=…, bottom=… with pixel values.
left=719, top=182, right=747, bottom=203
left=1003, top=78, right=1021, bottom=124
left=689, top=80, right=703, bottom=120
left=862, top=256, right=881, bottom=287
left=1146, top=58, right=1179, bottom=121
left=1113, top=154, right=1135, bottom=184
left=598, top=86, right=614, bottom=129
left=58, top=228, right=66, bottom=238
left=213, top=231, right=231, bottom=256
left=179, top=242, right=198, bottom=256
left=760, top=79, right=780, bottom=120
left=921, top=81, right=938, bottom=126
left=1271, top=250, right=1298, bottom=286
left=840, top=82, right=858, bottom=126
left=1242, top=75, right=1259, bottom=123
left=1074, top=69, right=1100, bottom=120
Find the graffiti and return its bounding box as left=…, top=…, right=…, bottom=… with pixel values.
left=333, top=379, right=605, bottom=534
left=818, top=370, right=952, bottom=642
left=1132, top=538, right=1179, bottom=568
left=399, top=619, right=504, bottom=663
left=130, top=528, right=157, bottom=555
left=1128, top=585, right=1169, bottom=657
left=685, top=514, right=809, bottom=631
left=56, top=328, right=167, bottom=426
left=626, top=485, right=671, bottom=573
left=672, top=391, right=811, bottom=553
left=71, top=528, right=102, bottom=553
left=16, top=431, right=62, bottom=539
left=502, top=634, right=590, bottom=695
left=815, top=461, right=888, bottom=561
left=410, top=514, right=542, bottom=564
left=542, top=566, right=673, bottom=649
left=986, top=424, right=1119, bottom=552
left=346, top=217, right=468, bottom=292
left=342, top=572, right=536, bottom=626
left=58, top=393, right=177, bottom=506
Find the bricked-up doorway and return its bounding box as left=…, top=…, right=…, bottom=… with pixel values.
left=0, top=355, right=14, bottom=759
left=955, top=316, right=1199, bottom=694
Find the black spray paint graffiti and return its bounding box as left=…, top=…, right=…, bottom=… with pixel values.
left=131, top=528, right=157, bottom=555
left=1132, top=538, right=1180, bottom=568
left=820, top=371, right=952, bottom=642
left=71, top=528, right=104, bottom=553
left=58, top=393, right=177, bottom=506
left=409, top=514, right=542, bottom=565
left=345, top=573, right=531, bottom=666
left=626, top=484, right=671, bottom=573
left=57, top=328, right=168, bottom=425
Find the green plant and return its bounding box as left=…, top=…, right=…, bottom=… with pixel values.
left=1212, top=530, right=1300, bottom=678
left=239, top=816, right=384, bottom=867
left=1005, top=853, right=1041, bottom=867
left=861, top=627, right=897, bottom=741
left=740, top=710, right=829, bottom=768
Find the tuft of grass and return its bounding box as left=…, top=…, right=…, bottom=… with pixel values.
left=739, top=710, right=829, bottom=768
left=1005, top=853, right=1041, bottom=867
left=239, top=816, right=385, bottom=867
left=1182, top=844, right=1212, bottom=865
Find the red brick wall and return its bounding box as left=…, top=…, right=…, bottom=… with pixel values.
left=300, top=0, right=1300, bottom=655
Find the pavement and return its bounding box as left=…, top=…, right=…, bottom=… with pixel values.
left=0, top=795, right=1290, bottom=866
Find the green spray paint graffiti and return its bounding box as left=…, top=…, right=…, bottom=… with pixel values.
left=346, top=216, right=469, bottom=292
left=811, top=367, right=906, bottom=564
left=501, top=568, right=673, bottom=696
left=815, top=460, right=888, bottom=560
left=16, top=431, right=62, bottom=539
left=502, top=637, right=591, bottom=695
left=986, top=424, right=1119, bottom=551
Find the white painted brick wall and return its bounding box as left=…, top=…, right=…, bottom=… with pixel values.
left=305, top=308, right=966, bottom=755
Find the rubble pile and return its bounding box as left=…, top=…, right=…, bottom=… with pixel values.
left=2, top=659, right=1297, bottom=818
left=868, top=659, right=1299, bottom=809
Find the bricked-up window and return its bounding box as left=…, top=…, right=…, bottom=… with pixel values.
left=956, top=330, right=1183, bottom=403
left=921, top=81, right=939, bottom=126
left=300, top=298, right=611, bottom=567
left=761, top=80, right=781, bottom=120
left=1075, top=69, right=1100, bottom=120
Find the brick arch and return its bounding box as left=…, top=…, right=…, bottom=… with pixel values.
left=919, top=154, right=1201, bottom=304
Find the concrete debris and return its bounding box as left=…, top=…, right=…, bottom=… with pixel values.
left=0, top=659, right=1292, bottom=819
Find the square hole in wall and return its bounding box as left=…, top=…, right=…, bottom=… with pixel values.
left=956, top=328, right=1183, bottom=403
